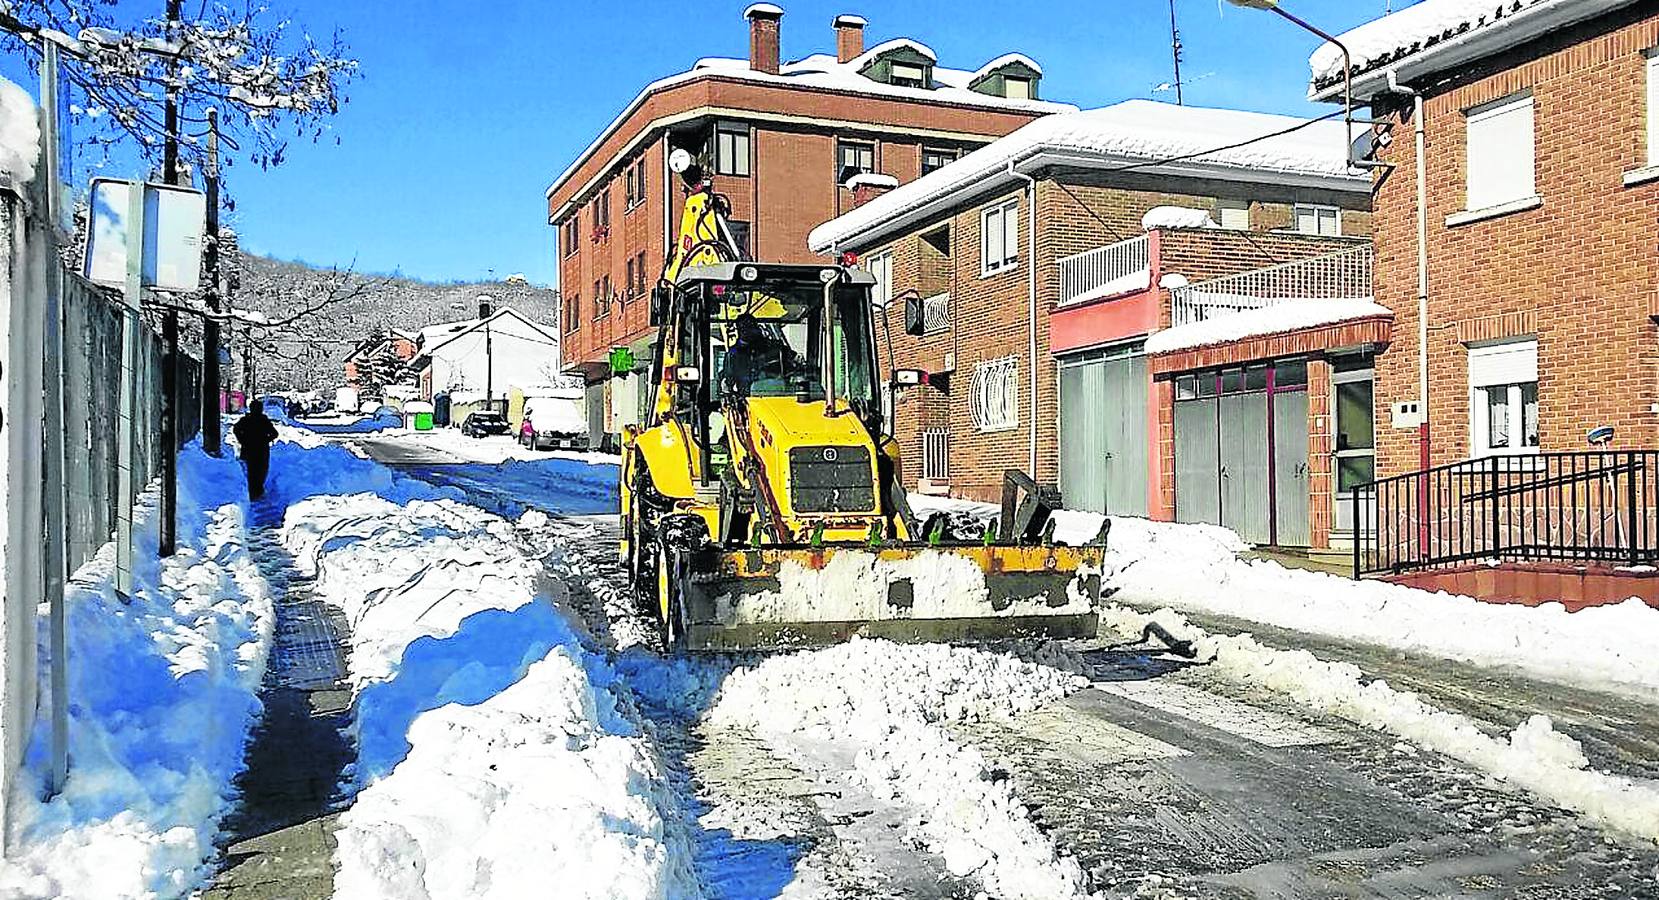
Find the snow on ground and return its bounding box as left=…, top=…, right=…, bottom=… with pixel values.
left=1101, top=604, right=1659, bottom=847
left=911, top=495, right=1659, bottom=701
left=267, top=441, right=694, bottom=899
left=389, top=425, right=619, bottom=467
left=0, top=444, right=275, bottom=900
left=1143, top=298, right=1391, bottom=355
left=707, top=640, right=1095, bottom=899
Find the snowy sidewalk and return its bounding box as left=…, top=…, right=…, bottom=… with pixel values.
left=204, top=524, right=353, bottom=899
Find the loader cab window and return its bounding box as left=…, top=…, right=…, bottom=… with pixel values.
left=703, top=280, right=877, bottom=415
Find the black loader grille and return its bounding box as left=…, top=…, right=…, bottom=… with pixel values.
left=788, top=446, right=875, bottom=513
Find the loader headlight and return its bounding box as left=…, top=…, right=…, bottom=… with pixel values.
left=818, top=268, right=838, bottom=284
left=738, top=265, right=757, bottom=282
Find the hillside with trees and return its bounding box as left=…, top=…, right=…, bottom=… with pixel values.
left=226, top=252, right=561, bottom=393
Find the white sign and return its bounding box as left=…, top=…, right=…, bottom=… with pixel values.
left=83, top=178, right=207, bottom=292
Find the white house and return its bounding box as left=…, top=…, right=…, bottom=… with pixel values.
left=412, top=306, right=563, bottom=415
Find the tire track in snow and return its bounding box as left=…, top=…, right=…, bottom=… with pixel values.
left=521, top=513, right=971, bottom=899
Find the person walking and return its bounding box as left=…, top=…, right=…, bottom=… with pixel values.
left=232, top=403, right=280, bottom=500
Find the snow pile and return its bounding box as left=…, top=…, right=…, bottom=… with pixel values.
left=262, top=429, right=456, bottom=510
left=1145, top=298, right=1391, bottom=355
left=1309, top=0, right=1631, bottom=85
left=1141, top=205, right=1216, bottom=230
left=0, top=444, right=274, bottom=899
left=910, top=495, right=1659, bottom=700
left=845, top=172, right=899, bottom=191
left=811, top=100, right=1361, bottom=251
left=277, top=467, right=694, bottom=898
left=1102, top=605, right=1659, bottom=846
left=709, top=640, right=1093, bottom=899
left=0, top=76, right=39, bottom=184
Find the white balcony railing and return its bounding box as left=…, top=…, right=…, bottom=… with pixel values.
left=921, top=292, right=950, bottom=334
left=1169, top=244, right=1374, bottom=327
left=1057, top=235, right=1151, bottom=306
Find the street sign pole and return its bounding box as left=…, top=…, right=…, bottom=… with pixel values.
left=114, top=184, right=145, bottom=600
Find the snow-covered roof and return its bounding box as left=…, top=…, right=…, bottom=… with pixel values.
left=846, top=37, right=937, bottom=69
left=1145, top=299, right=1392, bottom=355
left=547, top=46, right=1071, bottom=204
left=420, top=307, right=560, bottom=358
left=809, top=100, right=1365, bottom=252
left=1309, top=0, right=1642, bottom=99
left=970, top=53, right=1042, bottom=80
left=1141, top=206, right=1216, bottom=231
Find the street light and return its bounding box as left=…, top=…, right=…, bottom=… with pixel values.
left=1224, top=0, right=1386, bottom=170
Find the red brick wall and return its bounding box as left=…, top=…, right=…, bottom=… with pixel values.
left=549, top=76, right=1048, bottom=374
left=1370, top=11, right=1659, bottom=478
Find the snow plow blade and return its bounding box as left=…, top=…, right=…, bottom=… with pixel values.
left=676, top=544, right=1104, bottom=652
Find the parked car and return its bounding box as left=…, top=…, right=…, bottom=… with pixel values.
left=461, top=410, right=510, bottom=438
left=519, top=397, right=588, bottom=450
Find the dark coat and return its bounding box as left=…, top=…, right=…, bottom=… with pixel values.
left=233, top=409, right=279, bottom=460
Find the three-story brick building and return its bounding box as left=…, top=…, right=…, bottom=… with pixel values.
left=545, top=4, right=1072, bottom=445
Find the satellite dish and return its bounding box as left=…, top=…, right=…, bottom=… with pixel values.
left=668, top=148, right=694, bottom=174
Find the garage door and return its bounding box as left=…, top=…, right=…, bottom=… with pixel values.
left=1173, top=362, right=1310, bottom=547
left=1059, top=348, right=1148, bottom=516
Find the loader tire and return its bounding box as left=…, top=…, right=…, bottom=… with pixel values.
left=655, top=540, right=688, bottom=654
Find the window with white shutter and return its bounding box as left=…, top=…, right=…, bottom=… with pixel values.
left=1293, top=204, right=1341, bottom=236
left=1465, top=93, right=1536, bottom=211
left=1648, top=50, right=1658, bottom=166
left=981, top=199, right=1019, bottom=275
left=1468, top=339, right=1539, bottom=456
left=971, top=356, right=1019, bottom=432
left=1217, top=198, right=1249, bottom=230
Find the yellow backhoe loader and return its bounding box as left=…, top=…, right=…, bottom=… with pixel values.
left=617, top=148, right=1109, bottom=651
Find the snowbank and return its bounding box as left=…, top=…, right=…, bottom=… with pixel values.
left=709, top=640, right=1092, bottom=899
left=0, top=76, right=39, bottom=184
left=0, top=444, right=275, bottom=899
left=274, top=455, right=694, bottom=898
left=1103, top=605, right=1659, bottom=847
left=1144, top=298, right=1390, bottom=355
left=910, top=495, right=1659, bottom=701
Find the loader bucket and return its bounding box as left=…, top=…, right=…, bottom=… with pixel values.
left=676, top=543, right=1104, bottom=652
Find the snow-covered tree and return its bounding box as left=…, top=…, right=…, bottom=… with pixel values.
left=1, top=0, right=358, bottom=172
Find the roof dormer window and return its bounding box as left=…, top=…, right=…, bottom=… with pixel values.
left=890, top=62, right=927, bottom=88
left=967, top=53, right=1042, bottom=101
left=1003, top=76, right=1031, bottom=100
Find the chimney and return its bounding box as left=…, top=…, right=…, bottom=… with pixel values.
left=477, top=295, right=495, bottom=319
left=847, top=172, right=898, bottom=207
left=833, top=14, right=866, bottom=64
left=745, top=4, right=783, bottom=75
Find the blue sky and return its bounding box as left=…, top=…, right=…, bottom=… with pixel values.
left=8, top=1, right=1400, bottom=286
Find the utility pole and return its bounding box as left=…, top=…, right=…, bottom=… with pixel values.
left=158, top=0, right=182, bottom=557
left=202, top=109, right=222, bottom=455
left=484, top=317, right=494, bottom=412
left=1168, top=0, right=1184, bottom=105
left=38, top=38, right=69, bottom=796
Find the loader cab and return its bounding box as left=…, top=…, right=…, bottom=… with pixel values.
left=651, top=263, right=884, bottom=488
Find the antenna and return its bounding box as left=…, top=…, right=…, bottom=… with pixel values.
left=1168, top=0, right=1184, bottom=105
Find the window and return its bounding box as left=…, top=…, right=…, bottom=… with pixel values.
left=625, top=257, right=636, bottom=299
left=865, top=250, right=893, bottom=308
left=562, top=218, right=579, bottom=256
left=625, top=158, right=647, bottom=209
left=1465, top=93, right=1536, bottom=210
left=635, top=251, right=648, bottom=296
left=565, top=294, right=580, bottom=332
left=1293, top=204, right=1341, bottom=236
left=890, top=62, right=927, bottom=88
left=980, top=198, right=1019, bottom=275
left=1216, top=198, right=1249, bottom=230
left=1003, top=76, right=1032, bottom=100
left=971, top=356, right=1019, bottom=432
left=715, top=124, right=750, bottom=177
left=1648, top=50, right=1658, bottom=165
left=1334, top=372, right=1376, bottom=492
left=1469, top=340, right=1539, bottom=456
left=592, top=280, right=603, bottom=319
left=921, top=147, right=958, bottom=175
left=922, top=428, right=949, bottom=482
left=836, top=140, right=875, bottom=185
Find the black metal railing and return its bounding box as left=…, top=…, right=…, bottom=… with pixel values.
left=1352, top=451, right=1659, bottom=577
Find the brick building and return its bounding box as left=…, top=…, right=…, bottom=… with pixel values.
left=810, top=100, right=1375, bottom=549
left=1313, top=0, right=1659, bottom=601
left=544, top=4, right=1071, bottom=444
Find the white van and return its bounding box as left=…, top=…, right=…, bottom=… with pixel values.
left=519, top=396, right=589, bottom=450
